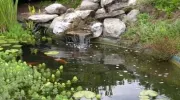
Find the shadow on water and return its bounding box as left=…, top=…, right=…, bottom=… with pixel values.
left=22, top=43, right=180, bottom=100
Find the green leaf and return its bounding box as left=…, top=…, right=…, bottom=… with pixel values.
left=44, top=51, right=59, bottom=55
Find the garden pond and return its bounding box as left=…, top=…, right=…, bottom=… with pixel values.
left=21, top=43, right=180, bottom=100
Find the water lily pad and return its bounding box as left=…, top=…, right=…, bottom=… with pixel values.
left=73, top=91, right=84, bottom=99
left=0, top=40, right=7, bottom=44
left=0, top=47, right=3, bottom=51
left=139, top=95, right=150, bottom=99
left=146, top=90, right=158, bottom=97
left=6, top=49, right=19, bottom=53
left=84, top=91, right=96, bottom=99
left=7, top=39, right=19, bottom=44
left=140, top=90, right=149, bottom=96
left=0, top=36, right=5, bottom=39
left=73, top=91, right=96, bottom=99
left=1, top=44, right=11, bottom=47
left=12, top=45, right=22, bottom=48
left=44, top=51, right=59, bottom=55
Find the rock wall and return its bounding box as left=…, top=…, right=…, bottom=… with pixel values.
left=28, top=0, right=139, bottom=41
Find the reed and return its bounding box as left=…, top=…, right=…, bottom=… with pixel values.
left=0, top=0, right=18, bottom=32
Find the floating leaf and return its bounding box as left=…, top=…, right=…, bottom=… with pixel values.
left=0, top=40, right=7, bottom=44
left=0, top=36, right=5, bottom=38
left=73, top=91, right=84, bottom=99
left=146, top=90, right=158, bottom=97
left=1, top=44, right=11, bottom=47
left=73, top=91, right=96, bottom=99
left=12, top=45, right=22, bottom=48
left=139, top=95, right=150, bottom=99
left=0, top=47, right=3, bottom=51
left=44, top=51, right=59, bottom=55
left=7, top=39, right=19, bottom=44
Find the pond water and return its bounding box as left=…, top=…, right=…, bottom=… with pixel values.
left=22, top=43, right=180, bottom=100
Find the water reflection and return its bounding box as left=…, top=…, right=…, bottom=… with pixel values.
left=23, top=44, right=180, bottom=100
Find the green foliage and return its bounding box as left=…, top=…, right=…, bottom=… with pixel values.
left=57, top=0, right=82, bottom=8
left=137, top=0, right=180, bottom=14
left=0, top=0, right=18, bottom=32
left=0, top=51, right=83, bottom=99
left=153, top=0, right=180, bottom=14
left=124, top=13, right=180, bottom=60
left=1, top=23, right=35, bottom=44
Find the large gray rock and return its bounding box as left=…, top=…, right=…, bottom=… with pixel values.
left=50, top=10, right=93, bottom=34
left=123, top=9, right=139, bottom=22
left=45, top=3, right=67, bottom=14
left=87, top=0, right=101, bottom=3
left=103, top=18, right=126, bottom=38
left=128, top=0, right=137, bottom=6
left=107, top=2, right=128, bottom=12
left=95, top=10, right=125, bottom=19
left=79, top=0, right=99, bottom=10
left=95, top=8, right=106, bottom=14
left=91, top=22, right=103, bottom=38
left=101, top=0, right=114, bottom=7
left=28, top=14, right=58, bottom=23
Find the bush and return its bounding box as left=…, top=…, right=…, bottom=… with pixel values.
left=124, top=13, right=180, bottom=60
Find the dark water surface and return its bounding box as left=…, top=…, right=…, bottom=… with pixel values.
left=22, top=44, right=180, bottom=100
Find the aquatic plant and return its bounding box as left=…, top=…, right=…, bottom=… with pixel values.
left=139, top=90, right=158, bottom=100
left=0, top=50, right=98, bottom=99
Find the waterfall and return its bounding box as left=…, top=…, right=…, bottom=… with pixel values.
left=78, top=34, right=86, bottom=50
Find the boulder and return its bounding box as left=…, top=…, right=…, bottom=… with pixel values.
left=123, top=9, right=139, bottom=22
left=101, top=0, right=114, bottom=7
left=53, top=21, right=71, bottom=34
left=91, top=22, right=103, bottom=38
left=50, top=10, right=93, bottom=34
left=103, top=18, right=126, bottom=38
left=28, top=14, right=58, bottom=23
left=87, top=0, right=101, bottom=3
left=128, top=0, right=137, bottom=6
left=106, top=2, right=128, bottom=12
left=95, top=10, right=125, bottom=19
left=45, top=3, right=67, bottom=14
left=95, top=8, right=106, bottom=14
left=79, top=0, right=99, bottom=10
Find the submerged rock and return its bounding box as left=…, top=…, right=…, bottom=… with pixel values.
left=91, top=22, right=103, bottom=38
left=103, top=18, right=126, bottom=38
left=79, top=0, right=99, bottom=10
left=104, top=54, right=125, bottom=65
left=28, top=14, right=58, bottom=23
left=45, top=3, right=67, bottom=14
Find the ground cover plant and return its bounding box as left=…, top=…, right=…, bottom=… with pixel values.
left=123, top=13, right=180, bottom=60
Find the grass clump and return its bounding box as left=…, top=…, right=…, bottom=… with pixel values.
left=137, top=0, right=180, bottom=15
left=0, top=0, right=18, bottom=32
left=124, top=13, right=180, bottom=60
left=57, top=0, right=82, bottom=8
